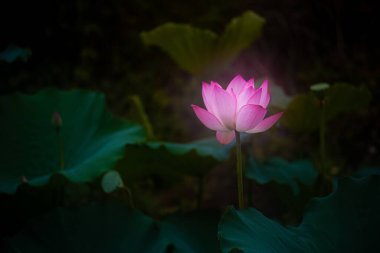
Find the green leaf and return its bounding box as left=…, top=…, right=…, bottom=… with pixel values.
left=325, top=83, right=371, bottom=121
left=161, top=211, right=220, bottom=253
left=120, top=138, right=232, bottom=182
left=282, top=83, right=371, bottom=133
left=6, top=203, right=169, bottom=253
left=245, top=157, right=318, bottom=195
left=0, top=89, right=145, bottom=194
left=6, top=203, right=220, bottom=253
left=141, top=23, right=217, bottom=75
left=147, top=138, right=232, bottom=161
left=141, top=11, right=264, bottom=75
left=219, top=176, right=380, bottom=252
left=216, top=11, right=265, bottom=64
left=281, top=93, right=321, bottom=132
left=101, top=170, right=124, bottom=193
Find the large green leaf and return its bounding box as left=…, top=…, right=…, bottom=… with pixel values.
left=245, top=157, right=318, bottom=195
left=141, top=11, right=264, bottom=75
left=141, top=23, right=217, bottom=75
left=324, top=83, right=371, bottom=120
left=6, top=203, right=220, bottom=253
left=219, top=176, right=380, bottom=252
left=6, top=203, right=169, bottom=253
left=161, top=211, right=220, bottom=253
left=0, top=89, right=145, bottom=193
left=281, top=83, right=371, bottom=133
left=147, top=138, right=232, bottom=161
left=280, top=93, right=321, bottom=132
left=216, top=11, right=265, bottom=64
left=120, top=138, right=232, bottom=182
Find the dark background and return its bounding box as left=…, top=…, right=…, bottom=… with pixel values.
left=0, top=0, right=379, bottom=238
left=1, top=0, right=378, bottom=94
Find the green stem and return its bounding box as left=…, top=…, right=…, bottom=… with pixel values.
left=319, top=100, right=326, bottom=174
left=196, top=175, right=204, bottom=209
left=130, top=95, right=155, bottom=140
left=125, top=186, right=135, bottom=208
left=57, top=130, right=65, bottom=170
left=247, top=180, right=253, bottom=207
left=235, top=131, right=245, bottom=209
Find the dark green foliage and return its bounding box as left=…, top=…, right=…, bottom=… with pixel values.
left=6, top=203, right=220, bottom=253
left=281, top=83, right=371, bottom=133
left=281, top=93, right=321, bottom=132
left=120, top=139, right=232, bottom=183
left=245, top=157, right=318, bottom=195
left=141, top=11, right=264, bottom=75
left=161, top=210, right=221, bottom=253
left=324, top=83, right=371, bottom=121
left=0, top=89, right=145, bottom=193
left=218, top=176, right=380, bottom=253
left=6, top=203, right=169, bottom=253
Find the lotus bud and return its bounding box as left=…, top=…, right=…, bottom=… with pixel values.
left=51, top=112, right=62, bottom=131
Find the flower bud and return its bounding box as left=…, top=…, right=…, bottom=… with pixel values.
left=51, top=112, right=63, bottom=130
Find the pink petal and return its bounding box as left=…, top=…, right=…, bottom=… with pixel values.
left=216, top=131, right=235, bottom=144
left=247, top=89, right=262, bottom=105
left=246, top=112, right=283, bottom=133
left=236, top=104, right=267, bottom=132
left=202, top=82, right=216, bottom=114
left=227, top=75, right=246, bottom=95
left=259, top=80, right=269, bottom=107
left=210, top=81, right=222, bottom=89
left=247, top=78, right=255, bottom=88
left=213, top=85, right=237, bottom=129
left=237, top=86, right=255, bottom=110
left=262, top=93, right=270, bottom=108
left=191, top=105, right=226, bottom=131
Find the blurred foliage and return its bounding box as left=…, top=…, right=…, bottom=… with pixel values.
left=5, top=202, right=220, bottom=253
left=118, top=138, right=232, bottom=187
left=219, top=175, right=380, bottom=253
left=141, top=11, right=264, bottom=75
left=0, top=89, right=145, bottom=193
left=245, top=157, right=317, bottom=195
left=281, top=83, right=371, bottom=133
left=281, top=93, right=321, bottom=132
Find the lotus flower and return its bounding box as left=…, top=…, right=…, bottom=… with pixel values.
left=191, top=75, right=283, bottom=144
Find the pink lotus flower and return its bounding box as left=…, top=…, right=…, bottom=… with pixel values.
left=191, top=75, right=283, bottom=144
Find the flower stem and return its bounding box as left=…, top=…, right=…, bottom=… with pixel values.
left=235, top=131, right=245, bottom=209
left=56, top=130, right=65, bottom=170
left=130, top=95, right=155, bottom=140
left=196, top=175, right=204, bottom=209
left=125, top=186, right=135, bottom=208
left=319, top=100, right=326, bottom=174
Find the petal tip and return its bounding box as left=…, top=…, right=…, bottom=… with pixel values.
left=202, top=81, right=210, bottom=87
